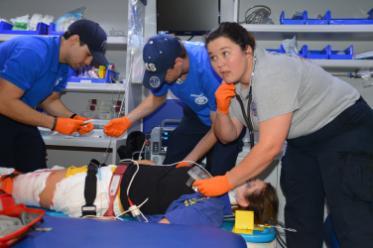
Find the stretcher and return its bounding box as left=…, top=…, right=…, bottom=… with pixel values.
left=14, top=215, right=247, bottom=248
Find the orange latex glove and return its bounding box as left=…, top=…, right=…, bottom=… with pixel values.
left=176, top=161, right=191, bottom=168
left=215, top=82, right=236, bottom=114
left=104, top=116, right=132, bottom=137
left=71, top=114, right=94, bottom=135
left=53, top=117, right=84, bottom=135
left=193, top=174, right=233, bottom=197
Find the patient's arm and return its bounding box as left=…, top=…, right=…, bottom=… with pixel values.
left=137, top=160, right=155, bottom=166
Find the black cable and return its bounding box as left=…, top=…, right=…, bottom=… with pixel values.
left=277, top=234, right=287, bottom=248
left=275, top=221, right=288, bottom=247
left=275, top=227, right=287, bottom=247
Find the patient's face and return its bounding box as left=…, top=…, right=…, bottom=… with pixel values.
left=235, top=179, right=267, bottom=208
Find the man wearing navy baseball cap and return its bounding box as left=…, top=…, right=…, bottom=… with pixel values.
left=0, top=18, right=107, bottom=172
left=142, top=35, right=182, bottom=90
left=63, top=19, right=108, bottom=67
left=105, top=34, right=246, bottom=176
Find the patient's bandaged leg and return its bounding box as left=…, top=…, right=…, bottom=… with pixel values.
left=12, top=169, right=53, bottom=207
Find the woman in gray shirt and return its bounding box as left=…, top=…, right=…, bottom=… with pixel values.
left=193, top=22, right=373, bottom=248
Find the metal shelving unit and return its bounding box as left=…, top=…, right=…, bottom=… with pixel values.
left=243, top=24, right=373, bottom=70
left=0, top=34, right=127, bottom=45
left=242, top=24, right=373, bottom=40
left=65, top=81, right=125, bottom=93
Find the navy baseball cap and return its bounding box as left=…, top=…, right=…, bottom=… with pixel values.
left=66, top=19, right=108, bottom=66
left=142, top=34, right=182, bottom=90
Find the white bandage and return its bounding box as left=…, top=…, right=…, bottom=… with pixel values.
left=12, top=168, right=55, bottom=207
left=52, top=165, right=121, bottom=217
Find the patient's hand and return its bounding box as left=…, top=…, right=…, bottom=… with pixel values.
left=159, top=218, right=170, bottom=224
left=137, top=160, right=155, bottom=166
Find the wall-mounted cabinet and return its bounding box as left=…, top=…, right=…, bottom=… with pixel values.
left=243, top=24, right=373, bottom=71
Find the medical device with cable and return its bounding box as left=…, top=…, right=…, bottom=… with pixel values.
left=185, top=164, right=212, bottom=191
left=116, top=159, right=149, bottom=222
left=150, top=119, right=180, bottom=164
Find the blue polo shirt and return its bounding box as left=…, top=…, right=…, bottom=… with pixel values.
left=151, top=41, right=221, bottom=126
left=0, top=36, right=70, bottom=108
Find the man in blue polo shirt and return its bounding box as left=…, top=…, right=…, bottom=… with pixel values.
left=104, top=34, right=244, bottom=175
left=0, top=19, right=108, bottom=172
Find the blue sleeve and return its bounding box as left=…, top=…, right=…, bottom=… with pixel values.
left=0, top=48, right=43, bottom=91
left=150, top=81, right=169, bottom=97
left=53, top=78, right=67, bottom=92
left=163, top=193, right=225, bottom=227
left=203, top=68, right=221, bottom=112
left=53, top=66, right=70, bottom=92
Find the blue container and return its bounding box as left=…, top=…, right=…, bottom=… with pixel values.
left=280, top=10, right=329, bottom=25
left=48, top=23, right=64, bottom=35
left=329, top=8, right=373, bottom=24
left=329, top=45, right=353, bottom=60
left=267, top=45, right=287, bottom=54
left=299, top=45, right=329, bottom=59
left=329, top=18, right=373, bottom=25
left=299, top=44, right=353, bottom=60
left=280, top=9, right=373, bottom=25
left=0, top=21, right=48, bottom=35
left=68, top=69, right=119, bottom=84
left=368, top=8, right=373, bottom=19
left=280, top=11, right=306, bottom=24
left=0, top=21, right=12, bottom=31
left=222, top=220, right=276, bottom=244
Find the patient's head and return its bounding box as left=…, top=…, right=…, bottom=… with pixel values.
left=235, top=179, right=278, bottom=225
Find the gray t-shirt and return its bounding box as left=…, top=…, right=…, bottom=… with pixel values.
left=230, top=48, right=360, bottom=139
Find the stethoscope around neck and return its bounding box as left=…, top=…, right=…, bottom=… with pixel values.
left=235, top=56, right=256, bottom=149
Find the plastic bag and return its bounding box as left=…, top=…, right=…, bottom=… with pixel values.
left=54, top=7, right=86, bottom=32
left=10, top=15, right=29, bottom=30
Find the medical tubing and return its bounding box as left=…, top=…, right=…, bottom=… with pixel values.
left=101, top=46, right=134, bottom=165
left=114, top=159, right=149, bottom=222
left=137, top=139, right=147, bottom=160
left=128, top=198, right=149, bottom=222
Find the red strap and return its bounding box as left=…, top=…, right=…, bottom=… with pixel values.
left=103, top=164, right=128, bottom=217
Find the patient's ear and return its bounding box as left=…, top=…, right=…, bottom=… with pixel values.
left=239, top=200, right=249, bottom=208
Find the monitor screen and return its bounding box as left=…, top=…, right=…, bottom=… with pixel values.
left=156, top=0, right=221, bottom=35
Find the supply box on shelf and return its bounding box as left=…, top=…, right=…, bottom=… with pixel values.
left=267, top=44, right=354, bottom=60
left=0, top=21, right=48, bottom=35
left=68, top=68, right=119, bottom=84
left=47, top=23, right=63, bottom=35
left=280, top=9, right=373, bottom=25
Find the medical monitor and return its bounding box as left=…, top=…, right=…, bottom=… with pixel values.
left=156, top=0, right=221, bottom=35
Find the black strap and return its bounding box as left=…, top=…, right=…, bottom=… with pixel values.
left=81, top=159, right=99, bottom=216
left=235, top=85, right=255, bottom=149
